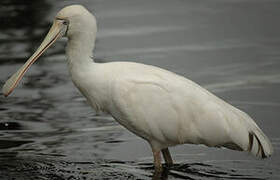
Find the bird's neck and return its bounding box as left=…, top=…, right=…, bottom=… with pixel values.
left=66, top=32, right=96, bottom=68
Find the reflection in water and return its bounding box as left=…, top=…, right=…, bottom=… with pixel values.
left=1, top=0, right=50, bottom=28
left=0, top=139, right=33, bottom=149
left=0, top=0, right=52, bottom=64
left=0, top=121, right=22, bottom=130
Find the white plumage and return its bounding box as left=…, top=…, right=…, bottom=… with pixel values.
left=3, top=5, right=273, bottom=172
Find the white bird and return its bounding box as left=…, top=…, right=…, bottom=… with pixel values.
left=2, top=5, right=273, bottom=172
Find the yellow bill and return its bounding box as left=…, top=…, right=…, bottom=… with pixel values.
left=2, top=20, right=66, bottom=97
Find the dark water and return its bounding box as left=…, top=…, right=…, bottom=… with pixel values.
left=0, top=0, right=280, bottom=179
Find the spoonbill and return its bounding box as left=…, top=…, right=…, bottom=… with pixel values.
left=2, top=5, right=273, bottom=172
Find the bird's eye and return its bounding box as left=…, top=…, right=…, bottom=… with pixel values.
left=63, top=20, right=69, bottom=25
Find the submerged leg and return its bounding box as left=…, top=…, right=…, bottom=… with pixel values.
left=161, top=148, right=173, bottom=167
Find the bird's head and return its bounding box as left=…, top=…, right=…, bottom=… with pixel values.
left=2, top=5, right=96, bottom=97
left=56, top=5, right=97, bottom=39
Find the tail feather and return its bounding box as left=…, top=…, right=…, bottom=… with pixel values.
left=229, top=107, right=273, bottom=158
left=247, top=130, right=273, bottom=158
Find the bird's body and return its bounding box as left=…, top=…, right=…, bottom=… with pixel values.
left=69, top=60, right=271, bottom=155
left=3, top=5, right=273, bottom=172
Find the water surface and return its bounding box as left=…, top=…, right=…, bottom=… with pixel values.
left=0, top=0, right=279, bottom=179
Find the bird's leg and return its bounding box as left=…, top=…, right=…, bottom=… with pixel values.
left=161, top=148, right=173, bottom=167
left=152, top=149, right=163, bottom=173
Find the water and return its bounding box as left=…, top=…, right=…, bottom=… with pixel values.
left=0, top=0, right=280, bottom=179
